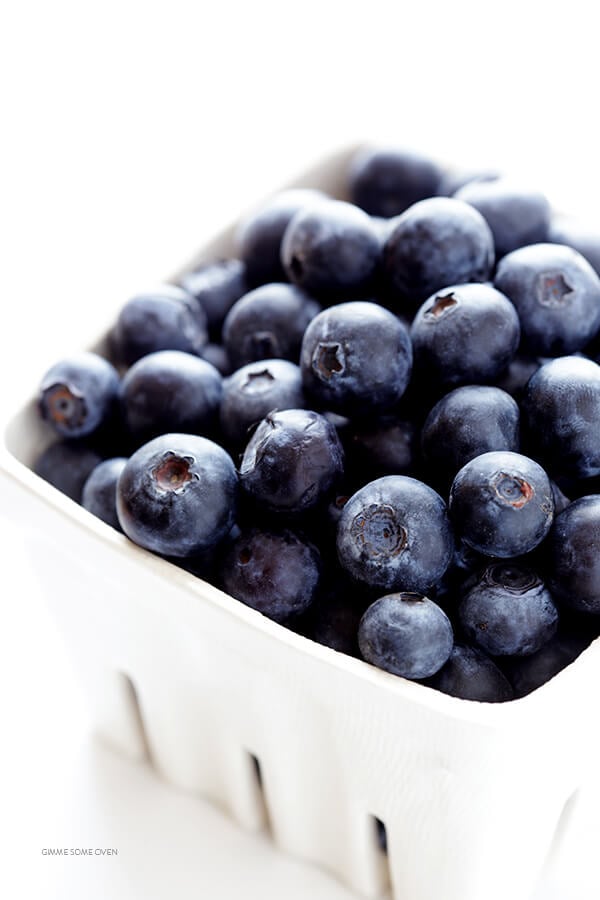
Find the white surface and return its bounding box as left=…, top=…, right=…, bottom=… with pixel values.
left=1, top=2, right=600, bottom=899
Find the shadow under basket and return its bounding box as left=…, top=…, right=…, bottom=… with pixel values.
left=2, top=144, right=599, bottom=900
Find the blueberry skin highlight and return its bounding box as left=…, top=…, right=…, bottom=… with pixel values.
left=39, top=352, right=120, bottom=439
left=449, top=451, right=554, bottom=558
left=82, top=457, right=127, bottom=530
left=34, top=441, right=103, bottom=503
left=220, top=359, right=304, bottom=446
left=337, top=476, right=453, bottom=594
left=410, top=284, right=520, bottom=387
left=546, top=496, right=600, bottom=614
left=358, top=592, right=453, bottom=680
left=237, top=189, right=327, bottom=286
left=178, top=259, right=248, bottom=336
left=495, top=243, right=600, bottom=356
left=281, top=200, right=381, bottom=300
left=349, top=147, right=443, bottom=218
left=223, top=283, right=319, bottom=370
left=300, top=301, right=413, bottom=416
left=117, top=433, right=237, bottom=557
left=121, top=350, right=222, bottom=442
left=426, top=645, right=514, bottom=702
left=383, top=197, right=494, bottom=307
left=111, top=285, right=208, bottom=366
left=458, top=564, right=558, bottom=656
left=220, top=527, right=321, bottom=623
left=522, top=356, right=600, bottom=480
left=240, top=409, right=344, bottom=515
left=421, top=386, right=520, bottom=488
left=455, top=179, right=550, bottom=259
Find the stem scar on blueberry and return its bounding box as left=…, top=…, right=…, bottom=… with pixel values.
left=350, top=504, right=407, bottom=558
left=151, top=451, right=199, bottom=494
left=425, top=291, right=459, bottom=320
left=536, top=272, right=574, bottom=308
left=398, top=591, right=424, bottom=603
left=313, top=342, right=345, bottom=380
left=41, top=382, right=87, bottom=428
left=492, top=472, right=534, bottom=508
left=242, top=369, right=275, bottom=394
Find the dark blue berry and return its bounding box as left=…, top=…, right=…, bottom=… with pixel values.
left=38, top=352, right=120, bottom=439
left=495, top=243, right=600, bottom=355
left=383, top=197, right=494, bottom=307
left=337, top=476, right=453, bottom=593
left=449, top=451, right=554, bottom=558
left=240, top=409, right=344, bottom=514
left=281, top=200, right=380, bottom=300
left=410, top=284, right=520, bottom=386
left=220, top=359, right=304, bottom=446
left=220, top=527, right=320, bottom=622
left=426, top=644, right=514, bottom=702
left=358, top=592, right=453, bottom=679
left=349, top=147, right=443, bottom=218
left=178, top=259, right=248, bottom=336
left=458, top=563, right=558, bottom=656
left=82, top=457, right=127, bottom=530
left=34, top=441, right=103, bottom=503
left=117, top=433, right=237, bottom=557
left=545, top=495, right=600, bottom=614
left=223, top=283, right=319, bottom=370
left=300, top=301, right=413, bottom=416
left=121, top=351, right=222, bottom=442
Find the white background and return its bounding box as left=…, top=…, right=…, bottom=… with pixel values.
left=1, top=2, right=600, bottom=897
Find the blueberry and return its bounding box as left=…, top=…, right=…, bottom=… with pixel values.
left=358, top=592, right=453, bottom=680
left=82, top=458, right=127, bottom=530
left=522, top=356, right=600, bottom=479
left=281, top=200, right=380, bottom=300
left=223, top=283, right=319, bottom=370
left=349, top=147, right=443, bottom=218
left=38, top=352, right=120, bottom=439
left=383, top=197, right=494, bottom=307
left=346, top=417, right=416, bottom=479
left=117, top=433, right=237, bottom=557
left=458, top=563, right=558, bottom=656
left=337, top=476, right=453, bottom=593
left=237, top=189, right=327, bottom=286
left=240, top=409, right=344, bottom=514
left=34, top=441, right=103, bottom=503
left=121, top=351, right=222, bottom=442
left=548, top=215, right=600, bottom=277
left=220, top=527, right=320, bottom=622
left=111, top=285, right=208, bottom=366
left=455, top=179, right=550, bottom=259
left=495, top=243, right=600, bottom=356
left=300, top=301, right=413, bottom=416
left=426, top=644, right=514, bottom=702
left=200, top=343, right=232, bottom=376
left=220, top=359, right=304, bottom=446
left=449, top=451, right=554, bottom=558
left=421, top=386, right=520, bottom=488
left=502, top=630, right=591, bottom=697
left=178, top=259, right=248, bottom=337
left=545, top=495, right=600, bottom=614
left=410, top=284, right=520, bottom=387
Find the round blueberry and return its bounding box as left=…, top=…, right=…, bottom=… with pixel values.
left=426, top=645, right=514, bottom=702
left=337, top=476, right=453, bottom=594
left=220, top=527, right=321, bottom=623
left=383, top=197, right=494, bottom=307
left=82, top=457, right=127, bottom=530
left=117, top=433, right=237, bottom=557
left=458, top=564, right=558, bottom=656
left=38, top=352, right=120, bottom=439
left=223, top=283, right=319, bottom=370
left=178, top=259, right=248, bottom=336
left=300, top=301, right=413, bottom=416
left=522, top=356, right=600, bottom=480
left=220, top=359, right=304, bottom=446
left=349, top=147, right=443, bottom=218
left=34, top=441, right=103, bottom=503
left=111, top=285, right=208, bottom=366
left=495, top=243, right=600, bottom=356
left=455, top=179, right=550, bottom=259
left=449, top=451, right=554, bottom=558
left=358, top=592, right=453, bottom=680
left=410, top=283, right=520, bottom=386
left=121, top=350, right=222, bottom=442
left=240, top=409, right=344, bottom=514
left=545, top=496, right=600, bottom=614
left=548, top=215, right=600, bottom=277
left=281, top=200, right=380, bottom=300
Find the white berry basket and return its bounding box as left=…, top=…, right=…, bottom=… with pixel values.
left=2, top=145, right=600, bottom=900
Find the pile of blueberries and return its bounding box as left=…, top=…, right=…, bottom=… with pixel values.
left=33, top=147, right=600, bottom=703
